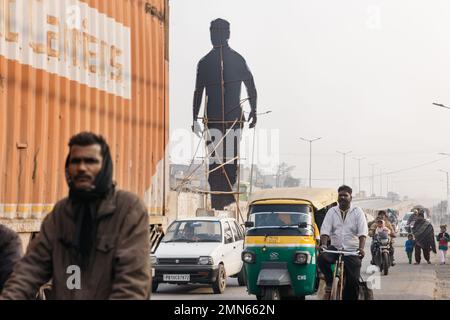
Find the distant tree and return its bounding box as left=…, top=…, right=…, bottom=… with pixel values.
left=283, top=175, right=301, bottom=188
left=275, top=162, right=297, bottom=188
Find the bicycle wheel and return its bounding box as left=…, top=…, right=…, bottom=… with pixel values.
left=330, top=276, right=340, bottom=300
left=339, top=263, right=345, bottom=299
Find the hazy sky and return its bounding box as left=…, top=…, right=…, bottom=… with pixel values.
left=169, top=0, right=450, bottom=202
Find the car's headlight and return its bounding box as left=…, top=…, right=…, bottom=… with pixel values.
left=294, top=252, right=309, bottom=265
left=242, top=251, right=255, bottom=264
left=150, top=255, right=158, bottom=265
left=198, top=256, right=214, bottom=265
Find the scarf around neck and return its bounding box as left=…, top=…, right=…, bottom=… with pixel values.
left=65, top=144, right=113, bottom=260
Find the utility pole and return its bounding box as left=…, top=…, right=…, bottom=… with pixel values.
left=379, top=168, right=384, bottom=197
left=337, top=150, right=352, bottom=185
left=385, top=175, right=388, bottom=194
left=249, top=111, right=272, bottom=195
left=439, top=169, right=450, bottom=216
left=300, top=137, right=322, bottom=188
left=437, top=153, right=450, bottom=217
left=369, top=163, right=378, bottom=197
left=353, top=157, right=365, bottom=196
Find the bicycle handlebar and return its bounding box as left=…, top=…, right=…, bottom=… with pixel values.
left=321, top=249, right=360, bottom=256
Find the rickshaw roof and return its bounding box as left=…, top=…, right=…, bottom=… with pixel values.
left=249, top=188, right=338, bottom=210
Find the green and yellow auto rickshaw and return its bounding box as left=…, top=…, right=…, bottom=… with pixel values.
left=242, top=188, right=337, bottom=300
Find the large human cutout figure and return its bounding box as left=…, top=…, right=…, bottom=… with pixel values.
left=192, top=18, right=257, bottom=210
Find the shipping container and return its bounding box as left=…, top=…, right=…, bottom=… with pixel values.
left=0, top=0, right=169, bottom=248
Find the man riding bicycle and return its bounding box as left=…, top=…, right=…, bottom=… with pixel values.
left=317, top=185, right=368, bottom=300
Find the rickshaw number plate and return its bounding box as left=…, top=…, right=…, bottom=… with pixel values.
left=163, top=274, right=190, bottom=281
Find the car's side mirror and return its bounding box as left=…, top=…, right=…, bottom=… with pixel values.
left=245, top=221, right=254, bottom=228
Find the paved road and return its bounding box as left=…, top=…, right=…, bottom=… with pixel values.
left=361, top=236, right=437, bottom=300
left=152, top=236, right=445, bottom=300
left=152, top=278, right=253, bottom=300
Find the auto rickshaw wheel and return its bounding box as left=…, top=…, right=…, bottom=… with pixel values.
left=212, top=264, right=226, bottom=294
left=152, top=281, right=159, bottom=293
left=262, top=287, right=281, bottom=300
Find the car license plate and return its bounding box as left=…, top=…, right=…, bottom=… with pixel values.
left=163, top=274, right=190, bottom=282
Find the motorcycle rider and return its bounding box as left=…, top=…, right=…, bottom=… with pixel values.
left=375, top=219, right=391, bottom=236
left=369, top=211, right=396, bottom=266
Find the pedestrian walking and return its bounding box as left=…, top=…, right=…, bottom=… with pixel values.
left=405, top=234, right=415, bottom=264
left=436, top=225, right=450, bottom=265
left=412, top=210, right=436, bottom=265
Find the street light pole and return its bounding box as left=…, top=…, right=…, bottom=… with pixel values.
left=437, top=153, right=450, bottom=217
left=380, top=168, right=383, bottom=197
left=337, top=150, right=352, bottom=185
left=386, top=175, right=389, bottom=193
left=300, top=137, right=322, bottom=188
left=439, top=169, right=450, bottom=216
left=249, top=110, right=272, bottom=196
left=369, top=163, right=378, bottom=197
left=353, top=157, right=366, bottom=196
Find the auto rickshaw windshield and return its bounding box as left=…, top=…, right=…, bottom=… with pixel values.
left=249, top=211, right=312, bottom=228
left=250, top=203, right=310, bottom=214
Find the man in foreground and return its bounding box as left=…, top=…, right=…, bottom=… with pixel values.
left=1, top=132, right=151, bottom=299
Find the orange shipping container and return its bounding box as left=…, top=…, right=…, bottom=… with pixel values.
left=0, top=0, right=169, bottom=244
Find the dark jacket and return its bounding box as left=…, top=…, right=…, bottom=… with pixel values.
left=412, top=218, right=436, bottom=253
left=0, top=188, right=151, bottom=300
left=0, top=225, right=23, bottom=293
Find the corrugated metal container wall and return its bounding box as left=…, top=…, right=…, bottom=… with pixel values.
left=0, top=0, right=169, bottom=232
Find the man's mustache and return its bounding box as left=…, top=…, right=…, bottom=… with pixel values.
left=74, top=174, right=92, bottom=180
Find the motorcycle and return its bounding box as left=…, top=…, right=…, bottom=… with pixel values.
left=372, top=231, right=391, bottom=276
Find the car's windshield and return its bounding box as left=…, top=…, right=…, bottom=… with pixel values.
left=162, top=220, right=222, bottom=243
left=249, top=211, right=312, bottom=228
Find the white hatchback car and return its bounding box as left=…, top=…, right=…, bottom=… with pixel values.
left=151, top=217, right=246, bottom=294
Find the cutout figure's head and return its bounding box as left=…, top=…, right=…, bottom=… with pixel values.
left=210, top=18, right=230, bottom=47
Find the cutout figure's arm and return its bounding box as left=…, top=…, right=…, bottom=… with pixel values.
left=244, top=77, right=257, bottom=115
left=242, top=61, right=257, bottom=128
left=193, top=63, right=205, bottom=122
